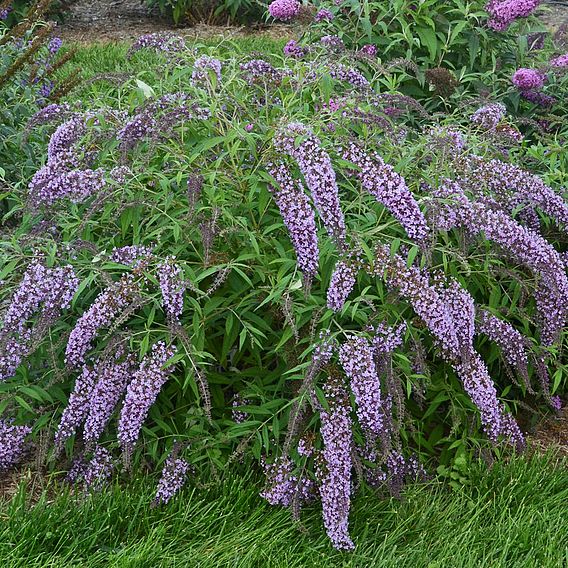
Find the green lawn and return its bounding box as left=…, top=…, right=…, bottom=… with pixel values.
left=1, top=452, right=566, bottom=567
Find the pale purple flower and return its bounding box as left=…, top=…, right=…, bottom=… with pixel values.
left=486, top=0, right=541, bottom=31
left=110, top=245, right=153, bottom=267
left=283, top=40, right=307, bottom=59
left=154, top=453, right=191, bottom=504
left=359, top=44, right=378, bottom=57
left=191, top=55, right=222, bottom=88
left=471, top=102, right=506, bottom=129
left=48, top=37, right=63, bottom=55
left=550, top=53, right=568, bottom=68
left=157, top=259, right=185, bottom=323
left=0, top=421, right=31, bottom=471
left=327, top=258, right=357, bottom=311
left=315, top=9, right=334, bottom=22
left=269, top=162, right=320, bottom=280
left=339, top=337, right=384, bottom=435
left=318, top=379, right=354, bottom=550
left=127, top=33, right=186, bottom=58
left=274, top=123, right=346, bottom=246
left=117, top=342, right=176, bottom=462
left=82, top=445, right=113, bottom=491
left=261, top=456, right=313, bottom=506
left=342, top=142, right=429, bottom=244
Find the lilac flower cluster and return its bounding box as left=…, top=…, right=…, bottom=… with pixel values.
left=127, top=33, right=186, bottom=59
left=268, top=0, right=300, bottom=21
left=83, top=354, right=134, bottom=446
left=82, top=446, right=113, bottom=491
left=26, top=102, right=73, bottom=131
left=358, top=44, right=378, bottom=57
left=65, top=274, right=140, bottom=368
left=274, top=123, right=346, bottom=246
left=283, top=39, right=307, bottom=59
left=485, top=0, right=541, bottom=31
left=55, top=365, right=98, bottom=448
left=1, top=262, right=78, bottom=380
left=477, top=310, right=530, bottom=386
left=329, top=64, right=370, bottom=90
left=342, top=142, right=429, bottom=244
left=0, top=420, right=31, bottom=472
left=318, top=379, right=354, bottom=550
left=327, top=258, right=358, bottom=311
left=315, top=8, right=334, bottom=22
left=117, top=94, right=210, bottom=152
left=154, top=453, right=191, bottom=504
left=471, top=102, right=506, bottom=130
left=428, top=126, right=467, bottom=156
left=110, top=245, right=154, bottom=267
left=231, top=395, right=250, bottom=423
left=339, top=337, right=384, bottom=436
left=462, top=156, right=568, bottom=232
left=261, top=456, right=313, bottom=506
left=320, top=35, right=345, bottom=51
left=118, top=342, right=176, bottom=462
left=191, top=55, right=222, bottom=88
left=371, top=322, right=406, bottom=354
left=240, top=59, right=286, bottom=85
left=520, top=89, right=556, bottom=107
left=550, top=53, right=568, bottom=68
left=157, top=258, right=185, bottom=323
left=0, top=5, right=12, bottom=19
left=269, top=162, right=319, bottom=281
left=431, top=180, right=568, bottom=345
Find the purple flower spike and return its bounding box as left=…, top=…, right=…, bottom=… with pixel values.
left=155, top=453, right=191, bottom=505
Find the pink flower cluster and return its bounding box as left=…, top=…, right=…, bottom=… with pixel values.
left=268, top=0, right=300, bottom=21
left=485, top=0, right=541, bottom=31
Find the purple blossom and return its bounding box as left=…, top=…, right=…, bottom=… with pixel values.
left=241, top=59, right=287, bottom=84
left=327, top=258, right=357, bottom=311
left=520, top=89, right=556, bottom=107
left=0, top=6, right=12, bottom=20
left=82, top=445, right=113, bottom=491
left=269, top=162, right=320, bottom=280
left=26, top=103, right=72, bottom=130
left=1, top=263, right=79, bottom=381
left=117, top=342, right=176, bottom=463
left=274, top=123, right=346, bottom=246
left=55, top=365, right=98, bottom=449
left=48, top=37, right=63, bottom=55
left=359, top=44, right=378, bottom=57
left=329, top=64, right=370, bottom=90
left=477, top=310, right=530, bottom=386
left=283, top=40, right=307, bottom=59
left=471, top=102, right=506, bottom=129
left=127, top=33, right=186, bottom=58
left=512, top=68, right=544, bottom=90
left=462, top=156, right=568, bottom=233
left=261, top=456, right=313, bottom=506
left=315, top=9, right=334, bottom=22
left=110, top=245, right=153, bottom=267
left=83, top=355, right=134, bottom=446
left=65, top=274, right=140, bottom=369
left=191, top=55, right=222, bottom=88
left=371, top=322, right=406, bottom=354
left=342, top=142, right=429, bottom=244
left=157, top=259, right=185, bottom=323
left=486, top=0, right=541, bottom=31
left=339, top=337, right=384, bottom=435
left=0, top=421, right=31, bottom=472
left=550, top=53, right=568, bottom=68
left=320, top=35, right=345, bottom=51
left=154, top=453, right=191, bottom=504
left=318, top=379, right=354, bottom=550
left=268, top=0, right=300, bottom=21
left=231, top=395, right=250, bottom=423
left=430, top=180, right=568, bottom=345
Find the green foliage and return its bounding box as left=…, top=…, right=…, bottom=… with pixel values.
left=147, top=0, right=269, bottom=24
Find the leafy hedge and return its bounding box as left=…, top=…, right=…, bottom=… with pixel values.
left=1, top=0, right=567, bottom=551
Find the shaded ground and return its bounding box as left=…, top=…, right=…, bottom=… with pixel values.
left=57, top=0, right=295, bottom=43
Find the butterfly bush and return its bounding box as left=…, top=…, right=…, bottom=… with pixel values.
left=339, top=337, right=385, bottom=436
left=268, top=0, right=300, bottom=21
left=118, top=342, right=176, bottom=463
left=471, top=102, right=506, bottom=129
left=430, top=179, right=568, bottom=345
left=0, top=420, right=31, bottom=471
left=318, top=378, right=354, bottom=550
left=485, top=0, right=541, bottom=31
left=268, top=162, right=320, bottom=281
left=191, top=56, right=222, bottom=88
left=512, top=68, right=544, bottom=90
left=65, top=273, right=142, bottom=368
left=274, top=123, right=346, bottom=247
left=82, top=445, right=114, bottom=491
left=157, top=259, right=185, bottom=324
left=341, top=142, right=429, bottom=244
left=127, top=32, right=186, bottom=59
left=83, top=353, right=135, bottom=447
left=1, top=262, right=78, bottom=380
left=154, top=453, right=191, bottom=505
left=327, top=257, right=358, bottom=311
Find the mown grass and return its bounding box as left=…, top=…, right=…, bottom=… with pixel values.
left=1, top=452, right=566, bottom=567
